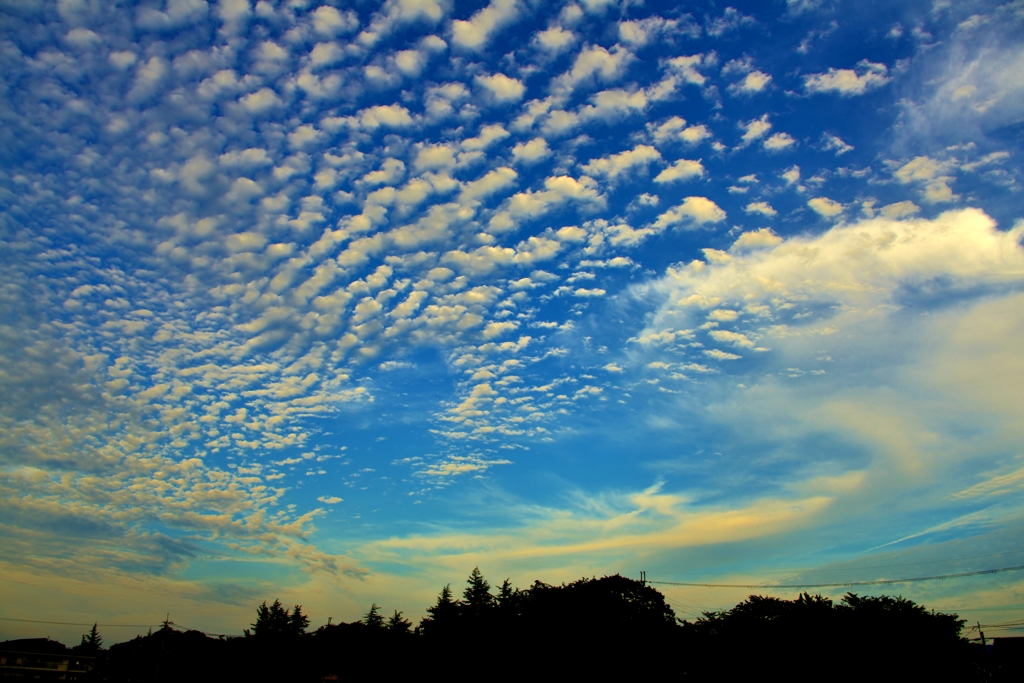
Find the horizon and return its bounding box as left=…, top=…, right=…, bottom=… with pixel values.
left=2, top=0, right=1024, bottom=647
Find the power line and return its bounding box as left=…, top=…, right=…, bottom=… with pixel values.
left=645, top=550, right=1024, bottom=578
left=647, top=563, right=1024, bottom=589
left=0, top=617, right=157, bottom=628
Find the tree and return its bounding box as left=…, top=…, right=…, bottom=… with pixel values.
left=387, top=610, right=412, bottom=634
left=79, top=623, right=103, bottom=653
left=249, top=599, right=291, bottom=637
left=463, top=566, right=493, bottom=613
left=419, top=584, right=460, bottom=635
left=363, top=603, right=384, bottom=629
left=289, top=604, right=309, bottom=635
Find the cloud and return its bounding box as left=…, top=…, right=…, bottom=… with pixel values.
left=805, top=60, right=890, bottom=96
left=512, top=138, right=550, bottom=164
left=731, top=228, right=783, bottom=251
left=359, top=104, right=416, bottom=129
left=781, top=165, right=801, bottom=186
left=452, top=0, right=522, bottom=51
left=357, top=0, right=448, bottom=47
left=488, top=175, right=604, bottom=232
left=652, top=197, right=726, bottom=230
left=822, top=133, right=853, bottom=155
left=763, top=133, right=796, bottom=152
left=312, top=6, right=358, bottom=36
left=582, top=145, right=661, bottom=180
left=893, top=156, right=957, bottom=203
left=461, top=124, right=510, bottom=151
left=880, top=201, right=920, bottom=219
left=534, top=26, right=576, bottom=53
left=554, top=44, right=634, bottom=95
left=647, top=210, right=1023, bottom=324
left=654, top=158, right=705, bottom=184
left=728, top=70, right=772, bottom=95
left=618, top=16, right=699, bottom=47
left=807, top=197, right=844, bottom=217
left=744, top=202, right=777, bottom=217
left=739, top=114, right=772, bottom=146
left=318, top=496, right=344, bottom=504
left=475, top=73, right=526, bottom=102
left=706, top=7, right=755, bottom=37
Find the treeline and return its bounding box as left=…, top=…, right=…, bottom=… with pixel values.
left=46, top=569, right=1009, bottom=681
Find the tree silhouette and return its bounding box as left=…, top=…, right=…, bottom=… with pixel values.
left=418, top=584, right=460, bottom=635
left=386, top=610, right=412, bottom=634
left=289, top=604, right=309, bottom=635
left=249, top=599, right=292, bottom=638
left=463, top=567, right=493, bottom=609
left=78, top=623, right=103, bottom=653
left=363, top=603, right=384, bottom=629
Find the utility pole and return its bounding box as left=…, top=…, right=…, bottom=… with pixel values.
left=978, top=621, right=987, bottom=649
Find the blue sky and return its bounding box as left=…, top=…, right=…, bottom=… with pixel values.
left=3, top=0, right=1024, bottom=642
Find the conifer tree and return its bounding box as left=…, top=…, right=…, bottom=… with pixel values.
left=463, top=566, right=493, bottom=612
left=79, top=623, right=102, bottom=652
left=289, top=604, right=309, bottom=635
left=363, top=603, right=384, bottom=629
left=387, top=610, right=412, bottom=633
left=419, top=584, right=460, bottom=634
left=251, top=599, right=291, bottom=637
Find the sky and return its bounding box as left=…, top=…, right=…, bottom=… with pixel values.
left=2, top=0, right=1024, bottom=644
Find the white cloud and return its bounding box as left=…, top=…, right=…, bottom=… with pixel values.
left=452, top=0, right=522, bottom=51
left=805, top=60, right=890, bottom=96
left=646, top=209, right=1024, bottom=331
left=476, top=73, right=526, bottom=102
left=318, top=495, right=344, bottom=504
left=706, top=7, right=755, bottom=36
left=744, top=201, right=777, bottom=217
left=660, top=53, right=714, bottom=90
left=680, top=124, right=711, bottom=144
left=357, top=0, right=448, bottom=47
left=457, top=125, right=507, bottom=154
left=739, top=114, right=772, bottom=146
left=582, top=145, right=661, bottom=180
left=512, top=138, right=550, bottom=164
left=578, top=88, right=647, bottom=123
left=312, top=6, right=358, bottom=36
left=617, top=16, right=698, bottom=47
left=654, top=158, right=704, bottom=184
left=893, top=156, right=957, bottom=203
left=704, top=348, right=742, bottom=360
left=880, top=201, right=920, bottom=219
left=822, top=133, right=854, bottom=155
left=763, top=132, right=796, bottom=152
left=488, top=175, right=604, bottom=233
left=555, top=44, right=634, bottom=95
left=729, top=70, right=772, bottom=95
left=137, top=0, right=209, bottom=31
left=781, top=165, right=801, bottom=186
left=359, top=104, right=415, bottom=129
left=534, top=26, right=576, bottom=53
left=731, top=228, right=783, bottom=251
left=392, top=49, right=429, bottom=77
left=807, top=197, right=844, bottom=217
left=652, top=197, right=726, bottom=230
left=362, top=159, right=406, bottom=186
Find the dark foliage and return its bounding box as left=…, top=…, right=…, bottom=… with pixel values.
left=75, top=623, right=103, bottom=654
left=683, top=591, right=983, bottom=681
left=39, top=571, right=1010, bottom=683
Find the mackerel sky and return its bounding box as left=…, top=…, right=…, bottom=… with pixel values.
left=3, top=0, right=1024, bottom=639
